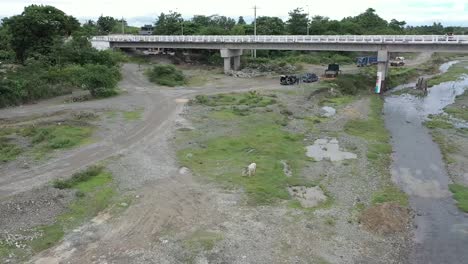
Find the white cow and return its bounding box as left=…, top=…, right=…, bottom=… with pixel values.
left=243, top=163, right=257, bottom=177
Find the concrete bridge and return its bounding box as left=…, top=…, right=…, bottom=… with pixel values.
left=91, top=35, right=468, bottom=91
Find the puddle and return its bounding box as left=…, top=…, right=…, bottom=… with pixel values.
left=288, top=186, right=327, bottom=208
left=384, top=61, right=468, bottom=263
left=306, top=138, right=357, bottom=161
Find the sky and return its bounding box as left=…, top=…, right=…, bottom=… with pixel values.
left=0, top=0, right=467, bottom=27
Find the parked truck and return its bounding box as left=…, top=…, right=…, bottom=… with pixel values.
left=324, top=64, right=341, bottom=78
left=390, top=57, right=405, bottom=67
left=356, top=56, right=378, bottom=67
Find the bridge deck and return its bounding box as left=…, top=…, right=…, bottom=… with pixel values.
left=93, top=35, right=468, bottom=44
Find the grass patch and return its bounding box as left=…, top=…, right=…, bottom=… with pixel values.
left=424, top=117, right=454, bottom=129
left=28, top=167, right=114, bottom=253
left=427, top=61, right=468, bottom=87
left=449, top=184, right=468, bottom=213
left=445, top=107, right=468, bottom=122
left=146, top=64, right=186, bottom=87
left=53, top=165, right=105, bottom=189
left=179, top=93, right=310, bottom=205
left=430, top=131, right=459, bottom=164
left=319, top=95, right=355, bottom=107
left=344, top=97, right=389, bottom=143
left=192, top=91, right=277, bottom=108
left=184, top=230, right=223, bottom=251
left=21, top=124, right=93, bottom=158
left=0, top=137, right=22, bottom=162
left=371, top=186, right=409, bottom=207
left=123, top=109, right=143, bottom=121
left=345, top=96, right=409, bottom=206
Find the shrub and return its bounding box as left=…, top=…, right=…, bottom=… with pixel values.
left=328, top=74, right=374, bottom=95
left=53, top=165, right=104, bottom=189
left=146, top=64, right=186, bottom=87
left=77, top=64, right=121, bottom=97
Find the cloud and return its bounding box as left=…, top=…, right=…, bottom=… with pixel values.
left=0, top=0, right=467, bottom=26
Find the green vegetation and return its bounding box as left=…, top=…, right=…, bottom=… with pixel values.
left=0, top=137, right=22, bottom=162
left=424, top=116, right=454, bottom=129
left=344, top=96, right=409, bottom=207
left=326, top=73, right=374, bottom=95
left=387, top=67, right=418, bottom=88
left=345, top=97, right=392, bottom=170
left=193, top=91, right=277, bottom=109
left=146, top=64, right=186, bottom=87
left=179, top=93, right=311, bottom=205
left=428, top=61, right=468, bottom=87
left=449, top=184, right=468, bottom=213
left=184, top=230, right=223, bottom=251
left=123, top=109, right=143, bottom=120
left=430, top=131, right=458, bottom=164
left=21, top=124, right=93, bottom=158
left=1, top=166, right=115, bottom=260
left=53, top=165, right=104, bottom=189
left=445, top=91, right=468, bottom=121
left=0, top=5, right=123, bottom=108
left=371, top=186, right=409, bottom=207
left=319, top=95, right=356, bottom=107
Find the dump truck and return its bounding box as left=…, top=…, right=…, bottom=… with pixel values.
left=390, top=57, right=405, bottom=67
left=324, top=64, right=341, bottom=78
left=356, top=56, right=377, bottom=67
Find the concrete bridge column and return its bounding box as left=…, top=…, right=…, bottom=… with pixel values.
left=220, top=49, right=243, bottom=74
left=376, top=49, right=389, bottom=93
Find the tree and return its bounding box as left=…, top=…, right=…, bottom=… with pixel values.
left=256, top=16, right=285, bottom=35
left=389, top=19, right=406, bottom=32
left=286, top=8, right=309, bottom=35
left=153, top=11, right=183, bottom=35
left=237, top=16, right=246, bottom=25
left=348, top=8, right=388, bottom=33
left=97, top=16, right=117, bottom=35
left=4, top=5, right=79, bottom=63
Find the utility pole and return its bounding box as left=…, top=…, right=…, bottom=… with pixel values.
left=121, top=17, right=125, bottom=34
left=306, top=5, right=310, bottom=35
left=252, top=5, right=258, bottom=58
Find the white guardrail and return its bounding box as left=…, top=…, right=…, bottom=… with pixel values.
left=92, top=35, right=468, bottom=44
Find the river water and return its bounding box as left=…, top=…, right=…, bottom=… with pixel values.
left=384, top=62, right=468, bottom=264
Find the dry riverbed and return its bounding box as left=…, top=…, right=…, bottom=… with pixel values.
left=174, top=88, right=411, bottom=263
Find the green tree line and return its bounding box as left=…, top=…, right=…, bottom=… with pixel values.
left=0, top=5, right=124, bottom=108
left=150, top=8, right=466, bottom=36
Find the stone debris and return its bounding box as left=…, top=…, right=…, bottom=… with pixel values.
left=320, top=106, right=336, bottom=117
left=306, top=138, right=357, bottom=162
left=288, top=186, right=327, bottom=208
left=280, top=160, right=292, bottom=177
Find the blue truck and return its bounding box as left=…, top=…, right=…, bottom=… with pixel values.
left=356, top=56, right=378, bottom=67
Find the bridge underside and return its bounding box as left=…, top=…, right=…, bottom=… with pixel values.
left=107, top=41, right=467, bottom=93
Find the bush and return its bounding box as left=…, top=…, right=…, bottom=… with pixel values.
left=328, top=74, right=374, bottom=95
left=146, top=64, right=186, bottom=87
left=77, top=64, right=121, bottom=97
left=53, top=165, right=104, bottom=189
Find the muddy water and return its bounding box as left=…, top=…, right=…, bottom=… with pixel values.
left=384, top=62, right=468, bottom=264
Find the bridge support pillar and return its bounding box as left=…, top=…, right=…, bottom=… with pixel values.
left=376, top=49, right=389, bottom=93
left=220, top=49, right=243, bottom=74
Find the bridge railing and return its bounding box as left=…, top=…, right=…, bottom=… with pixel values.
left=92, top=35, right=468, bottom=44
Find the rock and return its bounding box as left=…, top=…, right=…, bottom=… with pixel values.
left=119, top=203, right=128, bottom=207
left=320, top=106, right=336, bottom=117
left=280, top=160, right=292, bottom=177
left=179, top=167, right=190, bottom=175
